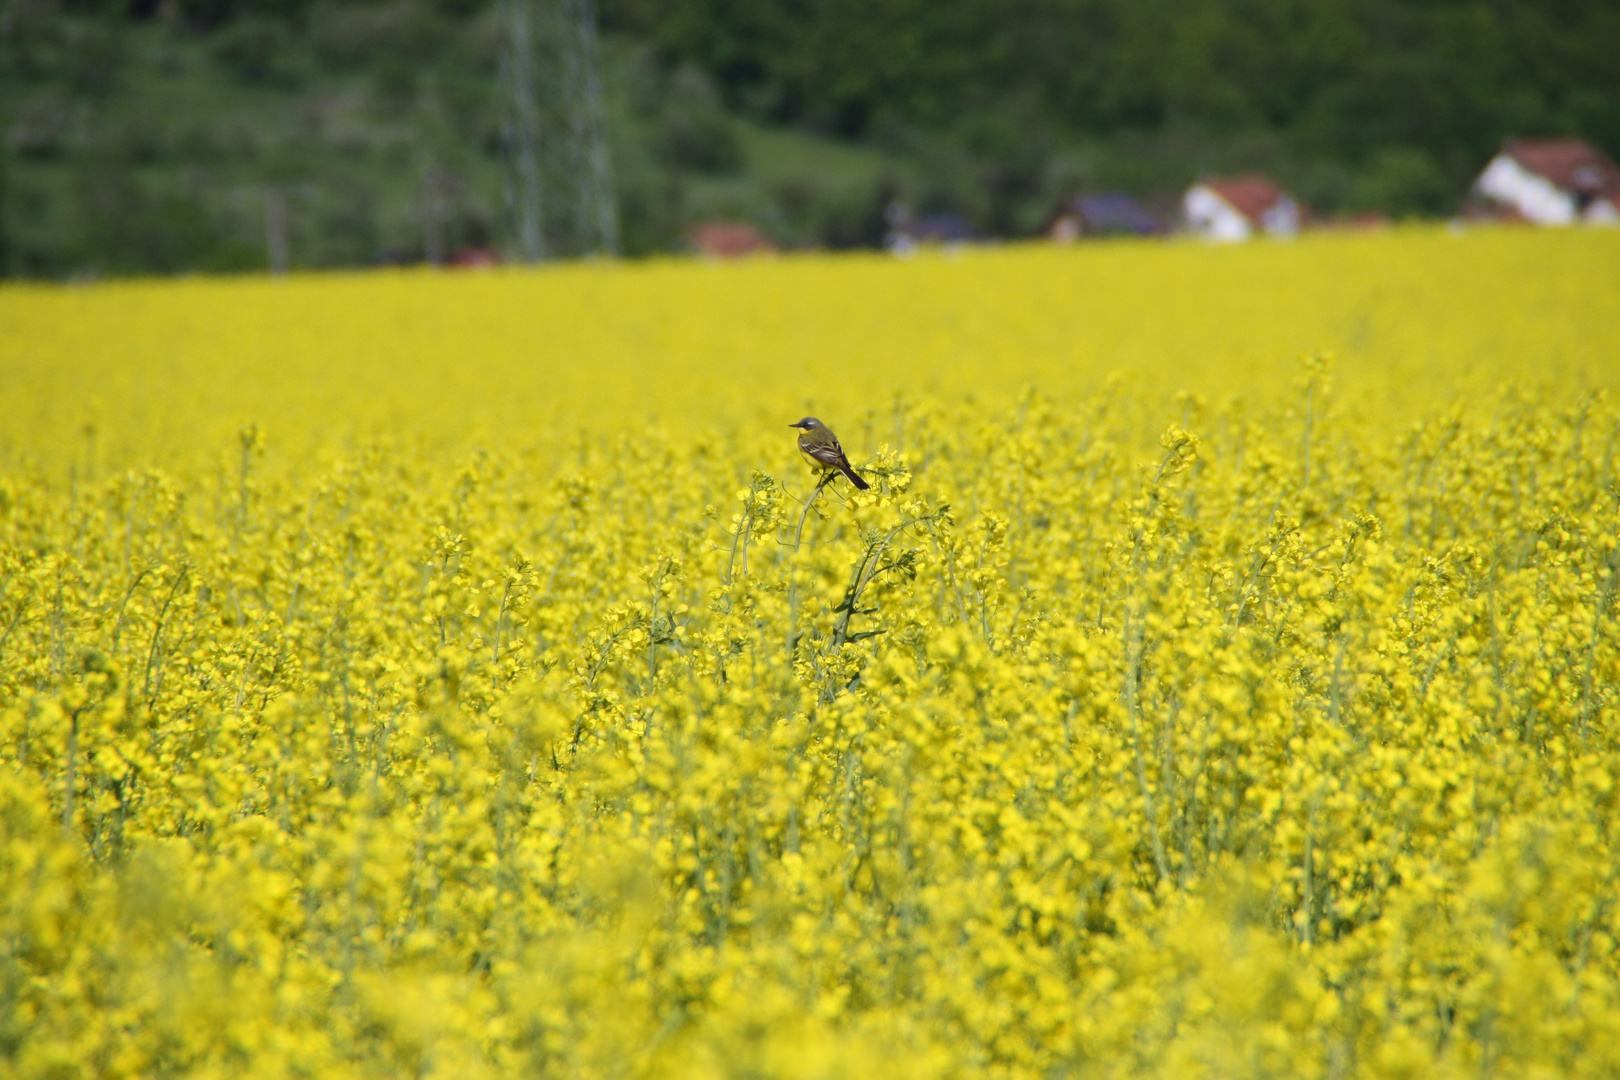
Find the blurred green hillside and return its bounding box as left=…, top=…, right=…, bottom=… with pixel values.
left=1, top=0, right=1615, bottom=276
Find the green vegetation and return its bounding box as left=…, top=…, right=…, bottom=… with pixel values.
left=1, top=0, right=1615, bottom=276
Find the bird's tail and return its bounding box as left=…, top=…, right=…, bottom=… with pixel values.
left=839, top=462, right=871, bottom=490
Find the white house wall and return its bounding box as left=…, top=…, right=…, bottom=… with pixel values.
left=1260, top=196, right=1300, bottom=238
left=1184, top=185, right=1251, bottom=242
left=1584, top=199, right=1620, bottom=226
left=1476, top=155, right=1577, bottom=224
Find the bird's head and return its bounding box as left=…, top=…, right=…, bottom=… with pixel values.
left=789, top=417, right=822, bottom=430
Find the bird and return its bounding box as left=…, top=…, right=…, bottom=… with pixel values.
left=789, top=417, right=870, bottom=490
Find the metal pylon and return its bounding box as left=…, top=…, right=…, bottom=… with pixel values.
left=499, top=0, right=545, bottom=263
left=561, top=0, right=619, bottom=256
left=499, top=0, right=618, bottom=261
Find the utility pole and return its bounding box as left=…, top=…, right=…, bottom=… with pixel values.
left=422, top=164, right=452, bottom=265
left=0, top=140, right=9, bottom=279
left=265, top=186, right=289, bottom=275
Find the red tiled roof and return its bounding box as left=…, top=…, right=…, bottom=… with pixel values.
left=1200, top=175, right=1289, bottom=225
left=688, top=221, right=777, bottom=259
left=450, top=247, right=500, bottom=268
left=1504, top=138, right=1620, bottom=197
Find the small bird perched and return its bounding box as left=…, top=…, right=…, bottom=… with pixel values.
left=790, top=417, right=870, bottom=490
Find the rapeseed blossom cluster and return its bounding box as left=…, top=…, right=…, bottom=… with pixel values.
left=1, top=227, right=1618, bottom=1078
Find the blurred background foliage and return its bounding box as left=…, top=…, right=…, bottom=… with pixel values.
left=0, top=0, right=1616, bottom=275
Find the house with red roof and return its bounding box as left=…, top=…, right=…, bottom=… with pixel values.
left=687, top=221, right=778, bottom=259
left=1181, top=175, right=1301, bottom=241
left=1472, top=138, right=1620, bottom=226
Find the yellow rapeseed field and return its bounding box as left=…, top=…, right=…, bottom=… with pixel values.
left=1, top=225, right=1618, bottom=1078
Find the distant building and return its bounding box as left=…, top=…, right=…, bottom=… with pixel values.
left=1472, top=138, right=1620, bottom=226
left=910, top=212, right=976, bottom=244
left=884, top=204, right=977, bottom=254
left=1182, top=176, right=1301, bottom=241
left=450, top=247, right=500, bottom=268
left=1048, top=193, right=1161, bottom=241
left=687, top=221, right=777, bottom=259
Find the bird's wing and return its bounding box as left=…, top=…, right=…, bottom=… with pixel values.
left=799, top=433, right=849, bottom=467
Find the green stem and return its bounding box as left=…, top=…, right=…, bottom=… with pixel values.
left=1124, top=609, right=1169, bottom=885
left=831, top=513, right=935, bottom=649
left=785, top=473, right=834, bottom=653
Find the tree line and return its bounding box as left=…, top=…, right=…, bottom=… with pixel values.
left=1, top=0, right=1614, bottom=277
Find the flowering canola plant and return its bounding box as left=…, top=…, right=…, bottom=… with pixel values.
left=1, top=226, right=1618, bottom=1078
